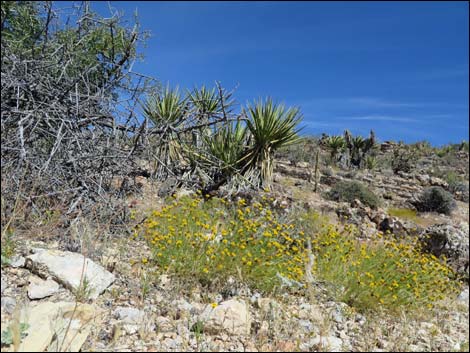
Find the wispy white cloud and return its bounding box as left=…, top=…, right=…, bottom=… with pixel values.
left=338, top=115, right=420, bottom=122
left=347, top=97, right=422, bottom=108
left=295, top=96, right=467, bottom=111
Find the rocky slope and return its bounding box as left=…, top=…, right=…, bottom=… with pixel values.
left=1, top=145, right=469, bottom=352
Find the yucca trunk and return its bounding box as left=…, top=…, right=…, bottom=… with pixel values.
left=260, top=146, right=273, bottom=190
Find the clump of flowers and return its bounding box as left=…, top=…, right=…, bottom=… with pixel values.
left=137, top=194, right=308, bottom=293
left=310, top=223, right=461, bottom=311
left=136, top=194, right=460, bottom=311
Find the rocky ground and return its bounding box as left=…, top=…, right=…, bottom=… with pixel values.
left=1, top=145, right=469, bottom=352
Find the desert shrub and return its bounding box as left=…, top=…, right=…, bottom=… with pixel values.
left=277, top=137, right=319, bottom=165
left=137, top=193, right=308, bottom=293
left=413, top=186, right=457, bottom=215
left=320, top=166, right=334, bottom=177
left=459, top=140, right=469, bottom=152
left=136, top=195, right=459, bottom=312
left=1, top=228, right=16, bottom=266
left=391, top=146, right=418, bottom=174
left=311, top=224, right=460, bottom=312
left=364, top=155, right=377, bottom=170
left=439, top=171, right=469, bottom=201
left=448, top=182, right=469, bottom=203
left=326, top=181, right=381, bottom=209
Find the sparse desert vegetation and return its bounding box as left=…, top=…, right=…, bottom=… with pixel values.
left=1, top=1, right=469, bottom=352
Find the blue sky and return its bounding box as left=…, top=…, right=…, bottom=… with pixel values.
left=88, top=1, right=468, bottom=145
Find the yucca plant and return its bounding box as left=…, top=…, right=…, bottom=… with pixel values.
left=326, top=135, right=345, bottom=161
left=365, top=155, right=378, bottom=170
left=188, top=85, right=221, bottom=119
left=142, top=87, right=188, bottom=172
left=243, top=99, right=302, bottom=189
left=205, top=120, right=248, bottom=178
left=350, top=135, right=365, bottom=167
left=142, top=86, right=187, bottom=127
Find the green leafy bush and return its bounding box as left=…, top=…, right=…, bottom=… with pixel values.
left=413, top=186, right=457, bottom=215
left=326, top=181, right=381, bottom=209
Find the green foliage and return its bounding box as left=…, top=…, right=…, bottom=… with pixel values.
left=204, top=120, right=248, bottom=177
left=138, top=194, right=308, bottom=293
left=188, top=85, right=221, bottom=117
left=459, top=140, right=469, bottom=152
left=2, top=1, right=140, bottom=95
left=364, top=155, right=377, bottom=170
left=326, top=181, right=381, bottom=209
left=143, top=86, right=187, bottom=127
left=325, top=135, right=345, bottom=161
left=1, top=323, right=29, bottom=346
left=276, top=137, right=319, bottom=165
left=1, top=1, right=43, bottom=56
left=339, top=130, right=377, bottom=169
left=312, top=224, right=460, bottom=312
left=413, top=186, right=457, bottom=215
left=1, top=228, right=16, bottom=266
left=73, top=277, right=93, bottom=302
left=410, top=141, right=433, bottom=157
left=137, top=196, right=459, bottom=312
left=244, top=99, right=302, bottom=189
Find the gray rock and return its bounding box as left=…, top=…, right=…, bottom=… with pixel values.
left=27, top=276, right=60, bottom=299
left=10, top=255, right=26, bottom=268
left=171, top=298, right=193, bottom=315
left=114, top=306, right=145, bottom=323
left=457, top=288, right=469, bottom=302
left=300, top=335, right=343, bottom=352
left=1, top=277, right=6, bottom=294
left=1, top=296, right=16, bottom=314
left=199, top=299, right=251, bottom=335
left=250, top=292, right=262, bottom=305
left=298, top=319, right=315, bottom=333
left=26, top=249, right=115, bottom=300
left=114, top=306, right=148, bottom=335
left=420, top=224, right=469, bottom=279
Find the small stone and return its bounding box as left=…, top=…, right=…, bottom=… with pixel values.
left=303, top=335, right=343, bottom=352
left=329, top=303, right=347, bottom=323
left=114, top=306, right=145, bottom=323
left=457, top=288, right=469, bottom=302
left=171, top=298, right=193, bottom=316
left=1, top=296, right=16, bottom=314
left=156, top=316, right=174, bottom=332
left=298, top=319, right=315, bottom=333
left=114, top=306, right=146, bottom=334
left=27, top=276, right=60, bottom=299
left=275, top=341, right=297, bottom=352
left=159, top=274, right=171, bottom=288
left=10, top=255, right=26, bottom=268
left=199, top=299, right=251, bottom=335
left=250, top=292, right=261, bottom=305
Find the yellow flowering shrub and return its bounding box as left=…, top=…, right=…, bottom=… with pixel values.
left=136, top=194, right=460, bottom=311
left=138, top=194, right=308, bottom=292
left=310, top=223, right=461, bottom=311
